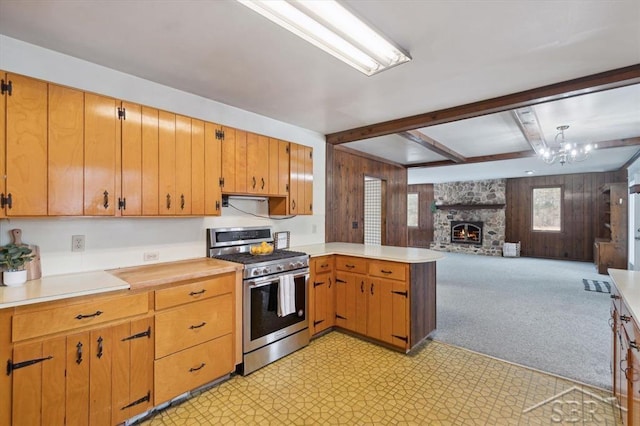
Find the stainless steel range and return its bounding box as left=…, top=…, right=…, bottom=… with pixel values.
left=207, top=226, right=309, bottom=375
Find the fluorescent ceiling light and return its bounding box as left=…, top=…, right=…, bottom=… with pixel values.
left=237, top=0, right=411, bottom=76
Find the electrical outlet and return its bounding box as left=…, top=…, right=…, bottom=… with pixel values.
left=72, top=235, right=85, bottom=252
left=143, top=251, right=160, bottom=262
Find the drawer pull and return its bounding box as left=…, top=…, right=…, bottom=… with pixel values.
left=189, top=289, right=206, bottom=297
left=345, top=264, right=355, bottom=269
left=122, top=326, right=152, bottom=341
left=97, top=336, right=104, bottom=359
left=320, top=263, right=329, bottom=268
left=189, top=322, right=207, bottom=330
left=121, top=391, right=151, bottom=410
left=189, top=363, right=206, bottom=372
left=380, top=270, right=393, bottom=274
left=103, top=190, right=109, bottom=209
left=621, top=314, right=632, bottom=323
left=6, top=355, right=53, bottom=376
left=75, top=310, right=103, bottom=320
left=76, top=342, right=83, bottom=365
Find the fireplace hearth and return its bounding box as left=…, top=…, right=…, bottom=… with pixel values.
left=451, top=221, right=483, bottom=245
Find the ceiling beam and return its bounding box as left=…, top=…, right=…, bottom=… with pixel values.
left=398, top=130, right=467, bottom=163
left=326, top=64, right=640, bottom=145
left=621, top=149, right=640, bottom=171
left=511, top=107, right=546, bottom=153
left=333, top=145, right=406, bottom=168
left=406, top=136, right=640, bottom=169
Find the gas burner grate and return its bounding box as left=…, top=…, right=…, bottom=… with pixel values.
left=213, top=250, right=308, bottom=265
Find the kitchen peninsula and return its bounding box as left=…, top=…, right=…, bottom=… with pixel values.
left=295, top=242, right=444, bottom=352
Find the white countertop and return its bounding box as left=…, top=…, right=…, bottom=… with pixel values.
left=0, top=271, right=130, bottom=309
left=609, top=269, right=640, bottom=320
left=292, top=242, right=445, bottom=263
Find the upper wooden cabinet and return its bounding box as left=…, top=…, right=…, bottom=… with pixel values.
left=246, top=133, right=269, bottom=195
left=204, top=122, right=222, bottom=215
left=4, top=73, right=48, bottom=216
left=290, top=143, right=313, bottom=215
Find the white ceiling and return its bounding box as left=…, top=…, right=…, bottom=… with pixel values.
left=0, top=0, right=639, bottom=183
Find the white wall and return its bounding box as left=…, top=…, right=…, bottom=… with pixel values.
left=0, top=36, right=326, bottom=276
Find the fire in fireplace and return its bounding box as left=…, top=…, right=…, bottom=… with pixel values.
left=451, top=221, right=483, bottom=245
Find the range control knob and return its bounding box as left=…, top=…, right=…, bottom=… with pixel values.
left=263, top=267, right=271, bottom=275
left=296, top=261, right=304, bottom=268
left=276, top=264, right=284, bottom=272
left=289, top=262, right=296, bottom=269
left=252, top=269, right=260, bottom=276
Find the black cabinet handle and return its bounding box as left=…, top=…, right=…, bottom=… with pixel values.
left=328, top=277, right=332, bottom=288
left=189, top=322, right=206, bottom=330
left=189, top=289, right=206, bottom=296
left=360, top=281, right=364, bottom=293
left=180, top=194, right=185, bottom=210
left=371, top=283, right=374, bottom=295
left=103, top=191, right=109, bottom=209
left=252, top=176, right=256, bottom=189
left=320, top=263, right=329, bottom=268
left=189, top=363, right=206, bottom=372
left=75, top=310, right=103, bottom=320
left=292, top=199, right=296, bottom=210
left=621, top=315, right=631, bottom=323
left=76, top=342, right=83, bottom=365
left=166, top=193, right=171, bottom=210
left=97, top=336, right=104, bottom=359
left=261, top=178, right=265, bottom=189
left=380, top=270, right=393, bottom=274
left=346, top=264, right=355, bottom=269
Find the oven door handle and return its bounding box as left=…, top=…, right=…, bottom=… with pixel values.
left=247, top=270, right=309, bottom=288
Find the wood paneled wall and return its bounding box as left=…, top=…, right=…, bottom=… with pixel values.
left=505, top=171, right=626, bottom=261
left=407, top=184, right=434, bottom=248
left=326, top=146, right=408, bottom=246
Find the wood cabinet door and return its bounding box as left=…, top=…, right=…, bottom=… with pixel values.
left=141, top=106, right=160, bottom=215
left=175, top=115, right=192, bottom=215
left=0, top=72, right=5, bottom=219
left=335, top=272, right=357, bottom=332
left=48, top=84, right=84, bottom=215
left=6, top=73, right=48, bottom=216
left=268, top=138, right=280, bottom=195
left=158, top=111, right=176, bottom=215
left=366, top=279, right=382, bottom=341
left=84, top=93, right=118, bottom=216
left=12, top=337, right=66, bottom=426
left=191, top=119, right=205, bottom=215
left=246, top=133, right=269, bottom=194
left=66, top=331, right=91, bottom=426
left=302, top=146, right=313, bottom=214
left=112, top=318, right=153, bottom=425
left=204, top=122, right=222, bottom=215
left=311, top=272, right=329, bottom=335
left=120, top=102, right=143, bottom=216
left=355, top=275, right=368, bottom=336
left=278, top=140, right=290, bottom=196
left=89, top=327, right=113, bottom=426
left=221, top=126, right=247, bottom=194
left=289, top=143, right=302, bottom=215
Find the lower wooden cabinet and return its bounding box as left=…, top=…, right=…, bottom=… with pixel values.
left=309, top=256, right=335, bottom=335
left=10, top=317, right=153, bottom=426
left=4, top=270, right=237, bottom=425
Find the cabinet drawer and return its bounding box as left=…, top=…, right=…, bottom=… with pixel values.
left=155, top=272, right=235, bottom=310
left=155, top=294, right=233, bottom=358
left=314, top=256, right=334, bottom=274
left=13, top=292, right=148, bottom=342
left=335, top=256, right=367, bottom=274
left=154, top=334, right=233, bottom=404
left=368, top=261, right=406, bottom=281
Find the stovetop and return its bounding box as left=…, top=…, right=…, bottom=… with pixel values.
left=213, top=250, right=308, bottom=265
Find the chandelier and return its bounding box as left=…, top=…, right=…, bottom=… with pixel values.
left=538, top=125, right=596, bottom=165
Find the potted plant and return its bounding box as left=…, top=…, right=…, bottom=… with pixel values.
left=0, top=243, right=35, bottom=286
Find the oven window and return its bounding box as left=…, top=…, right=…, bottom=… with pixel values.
left=250, top=275, right=306, bottom=341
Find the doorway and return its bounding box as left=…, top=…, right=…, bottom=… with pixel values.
left=364, top=176, right=386, bottom=245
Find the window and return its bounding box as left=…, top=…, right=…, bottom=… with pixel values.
left=407, top=193, right=419, bottom=227
left=532, top=187, right=562, bottom=232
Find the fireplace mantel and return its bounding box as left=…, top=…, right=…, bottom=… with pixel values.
left=434, top=203, right=505, bottom=210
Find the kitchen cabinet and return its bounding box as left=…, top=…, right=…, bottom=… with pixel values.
left=153, top=272, right=235, bottom=404
left=120, top=102, right=144, bottom=215
left=175, top=114, right=192, bottom=215
left=84, top=92, right=119, bottom=216
left=48, top=84, right=84, bottom=215
left=289, top=143, right=313, bottom=215
left=220, top=126, right=247, bottom=194
left=270, top=138, right=290, bottom=196
left=0, top=72, right=5, bottom=219
left=1, top=309, right=12, bottom=426
left=4, top=73, right=48, bottom=216
left=309, top=256, right=335, bottom=336
left=159, top=110, right=177, bottom=215
left=246, top=133, right=269, bottom=195
left=191, top=119, right=205, bottom=215
left=8, top=291, right=152, bottom=426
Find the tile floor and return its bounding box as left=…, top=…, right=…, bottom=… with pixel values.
left=140, top=332, right=620, bottom=425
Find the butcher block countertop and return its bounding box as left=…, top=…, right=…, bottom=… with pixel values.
left=291, top=242, right=445, bottom=263
left=108, top=258, right=242, bottom=289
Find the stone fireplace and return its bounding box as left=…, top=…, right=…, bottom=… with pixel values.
left=430, top=179, right=505, bottom=256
